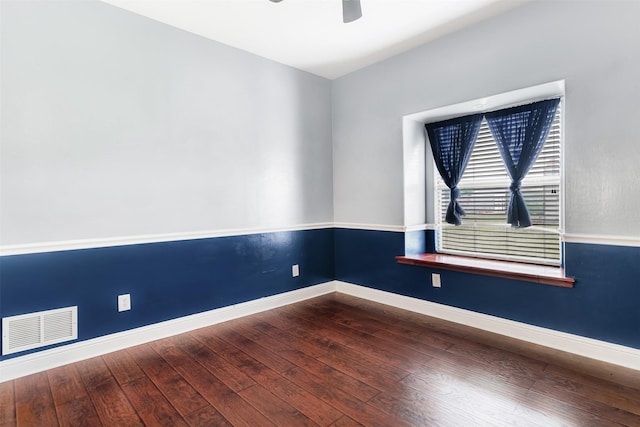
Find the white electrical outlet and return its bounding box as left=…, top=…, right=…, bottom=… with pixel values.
left=118, top=294, right=131, bottom=312
left=292, top=264, right=300, bottom=277
left=432, top=273, right=441, bottom=288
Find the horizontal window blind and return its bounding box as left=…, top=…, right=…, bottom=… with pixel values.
left=434, top=104, right=562, bottom=265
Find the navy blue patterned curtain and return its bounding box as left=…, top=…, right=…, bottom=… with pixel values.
left=425, top=114, right=483, bottom=225
left=485, top=98, right=560, bottom=228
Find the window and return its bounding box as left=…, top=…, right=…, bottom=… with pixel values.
left=433, top=101, right=562, bottom=266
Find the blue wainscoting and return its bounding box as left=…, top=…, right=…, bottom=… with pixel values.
left=334, top=228, right=640, bottom=350
left=3, top=226, right=637, bottom=362
left=0, top=228, right=334, bottom=360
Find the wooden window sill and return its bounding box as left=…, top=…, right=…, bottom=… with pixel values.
left=396, top=253, right=574, bottom=288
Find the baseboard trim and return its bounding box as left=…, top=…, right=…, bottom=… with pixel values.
left=335, top=281, right=640, bottom=371
left=0, top=282, right=336, bottom=383
left=3, top=279, right=638, bottom=382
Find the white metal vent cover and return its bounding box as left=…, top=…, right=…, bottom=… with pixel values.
left=2, top=306, right=78, bottom=355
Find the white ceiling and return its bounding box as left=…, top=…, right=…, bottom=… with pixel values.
left=101, top=0, right=526, bottom=79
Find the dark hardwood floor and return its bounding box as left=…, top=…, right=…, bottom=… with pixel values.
left=2, top=292, right=640, bottom=426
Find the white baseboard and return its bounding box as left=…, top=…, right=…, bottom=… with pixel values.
left=335, top=281, right=640, bottom=371
left=0, top=282, right=336, bottom=383
left=2, top=280, right=638, bottom=383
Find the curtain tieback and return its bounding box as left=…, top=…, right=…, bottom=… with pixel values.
left=510, top=181, right=522, bottom=192
left=450, top=186, right=461, bottom=201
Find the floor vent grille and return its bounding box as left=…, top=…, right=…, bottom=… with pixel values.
left=2, top=306, right=77, bottom=355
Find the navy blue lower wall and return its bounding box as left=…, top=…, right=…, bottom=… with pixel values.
left=2, top=227, right=637, bottom=362
left=0, top=228, right=334, bottom=361
left=334, top=228, right=640, bottom=350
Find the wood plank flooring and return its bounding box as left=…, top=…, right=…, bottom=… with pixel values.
left=2, top=292, right=640, bottom=426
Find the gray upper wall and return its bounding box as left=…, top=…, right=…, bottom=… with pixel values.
left=4, top=0, right=640, bottom=246
left=1, top=0, right=333, bottom=246
left=332, top=0, right=640, bottom=237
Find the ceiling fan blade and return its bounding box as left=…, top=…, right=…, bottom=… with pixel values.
left=342, top=0, right=362, bottom=23
left=268, top=0, right=362, bottom=23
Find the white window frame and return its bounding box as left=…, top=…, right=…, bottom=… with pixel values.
left=409, top=81, right=566, bottom=266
